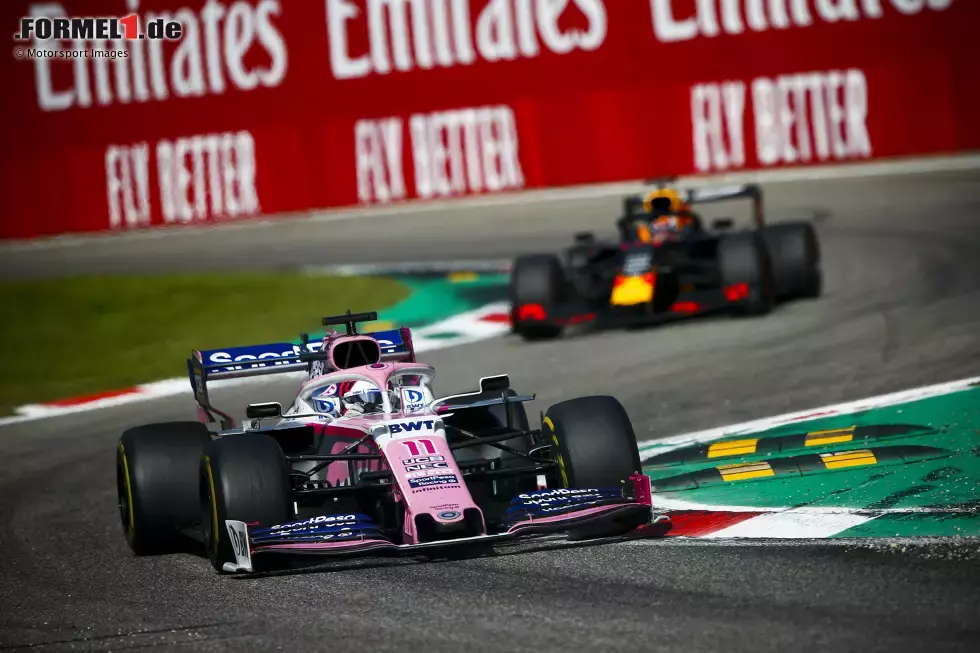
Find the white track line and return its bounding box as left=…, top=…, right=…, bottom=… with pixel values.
left=702, top=512, right=875, bottom=539
left=305, top=261, right=513, bottom=276
left=646, top=494, right=979, bottom=515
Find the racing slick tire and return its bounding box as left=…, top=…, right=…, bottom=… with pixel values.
left=200, top=433, right=292, bottom=573
left=543, top=396, right=644, bottom=537
left=718, top=232, right=776, bottom=316
left=509, top=254, right=567, bottom=341
left=543, top=396, right=641, bottom=489
left=116, top=422, right=212, bottom=556
left=762, top=222, right=822, bottom=300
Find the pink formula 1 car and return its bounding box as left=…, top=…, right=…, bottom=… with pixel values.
left=116, top=311, right=666, bottom=574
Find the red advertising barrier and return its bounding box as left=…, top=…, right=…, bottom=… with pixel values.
left=2, top=0, right=979, bottom=240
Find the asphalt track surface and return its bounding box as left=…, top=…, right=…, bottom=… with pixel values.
left=2, top=170, right=980, bottom=652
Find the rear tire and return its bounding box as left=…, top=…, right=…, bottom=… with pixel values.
left=543, top=396, right=641, bottom=489
left=200, top=433, right=292, bottom=573
left=509, top=254, right=566, bottom=341
left=718, top=232, right=775, bottom=316
left=116, top=422, right=211, bottom=555
left=762, top=222, right=822, bottom=300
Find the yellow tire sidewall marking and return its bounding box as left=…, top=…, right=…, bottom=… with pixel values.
left=203, top=456, right=219, bottom=548
left=117, top=441, right=135, bottom=535
left=543, top=416, right=569, bottom=488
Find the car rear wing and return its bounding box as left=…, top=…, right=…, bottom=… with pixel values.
left=188, top=327, right=415, bottom=428
left=623, top=183, right=764, bottom=228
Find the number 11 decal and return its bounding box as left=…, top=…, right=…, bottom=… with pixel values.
left=402, top=439, right=437, bottom=456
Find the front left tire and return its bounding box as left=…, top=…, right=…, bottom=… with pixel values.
left=200, top=433, right=292, bottom=573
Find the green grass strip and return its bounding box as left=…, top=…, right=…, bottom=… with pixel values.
left=0, top=273, right=409, bottom=415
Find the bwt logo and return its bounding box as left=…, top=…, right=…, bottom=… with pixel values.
left=389, top=420, right=435, bottom=434
left=15, top=15, right=183, bottom=41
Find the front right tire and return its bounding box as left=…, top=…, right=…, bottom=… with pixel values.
left=117, top=422, right=211, bottom=555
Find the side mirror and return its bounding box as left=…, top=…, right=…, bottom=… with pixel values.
left=574, top=231, right=596, bottom=244
left=246, top=402, right=282, bottom=419
left=480, top=375, right=510, bottom=393
left=711, top=218, right=734, bottom=230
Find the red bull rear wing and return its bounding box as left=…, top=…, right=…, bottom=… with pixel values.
left=624, top=183, right=764, bottom=227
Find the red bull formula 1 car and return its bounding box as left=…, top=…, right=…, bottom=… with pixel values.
left=116, top=312, right=667, bottom=574
left=509, top=183, right=822, bottom=340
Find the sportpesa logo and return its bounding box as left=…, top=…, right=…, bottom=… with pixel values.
left=517, top=488, right=600, bottom=500
left=269, top=514, right=357, bottom=530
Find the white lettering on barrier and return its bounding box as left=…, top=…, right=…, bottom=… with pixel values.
left=157, top=131, right=259, bottom=223
left=31, top=0, right=288, bottom=112
left=106, top=143, right=151, bottom=229
left=355, top=118, right=406, bottom=203
left=327, top=0, right=608, bottom=80
left=649, top=0, right=955, bottom=43
left=692, top=68, right=871, bottom=173
left=753, top=69, right=871, bottom=166
left=691, top=81, right=746, bottom=173
left=355, top=105, right=524, bottom=204
left=411, top=106, right=524, bottom=199
left=105, top=130, right=259, bottom=229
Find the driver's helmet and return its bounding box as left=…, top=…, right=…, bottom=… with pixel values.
left=342, top=381, right=385, bottom=416
left=638, top=189, right=695, bottom=243
left=311, top=384, right=342, bottom=418
left=643, top=188, right=689, bottom=214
